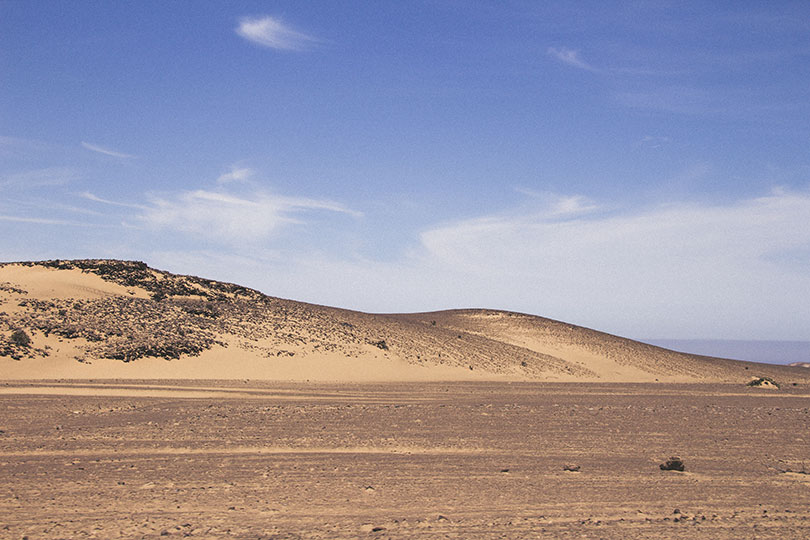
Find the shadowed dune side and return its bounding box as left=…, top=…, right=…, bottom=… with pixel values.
left=1, top=259, right=807, bottom=383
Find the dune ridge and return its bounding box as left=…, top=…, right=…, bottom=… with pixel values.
left=1, top=259, right=806, bottom=383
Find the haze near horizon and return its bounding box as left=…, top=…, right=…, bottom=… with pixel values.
left=2, top=2, right=809, bottom=343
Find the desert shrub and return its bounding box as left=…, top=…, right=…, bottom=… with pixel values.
left=747, top=376, right=779, bottom=389
left=102, top=339, right=213, bottom=362
left=10, top=329, right=31, bottom=348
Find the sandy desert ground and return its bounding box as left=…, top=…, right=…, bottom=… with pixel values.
left=1, top=380, right=809, bottom=539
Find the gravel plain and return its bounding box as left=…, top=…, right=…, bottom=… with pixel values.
left=1, top=381, right=809, bottom=539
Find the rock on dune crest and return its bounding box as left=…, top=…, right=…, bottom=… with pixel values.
left=0, top=259, right=806, bottom=383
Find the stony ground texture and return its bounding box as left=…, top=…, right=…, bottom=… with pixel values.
left=1, top=381, right=809, bottom=539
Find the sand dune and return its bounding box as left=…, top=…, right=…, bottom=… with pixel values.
left=1, top=259, right=807, bottom=383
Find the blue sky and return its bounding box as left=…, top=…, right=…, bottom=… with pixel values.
left=2, top=1, right=810, bottom=342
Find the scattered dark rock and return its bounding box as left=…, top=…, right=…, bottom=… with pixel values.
left=660, top=457, right=685, bottom=471
left=563, top=464, right=581, bottom=472
left=0, top=282, right=27, bottom=295
left=370, top=340, right=388, bottom=351
left=32, top=259, right=263, bottom=301
left=775, top=461, right=810, bottom=475
left=747, top=376, right=780, bottom=389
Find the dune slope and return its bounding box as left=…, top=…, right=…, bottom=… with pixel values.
left=1, top=259, right=806, bottom=383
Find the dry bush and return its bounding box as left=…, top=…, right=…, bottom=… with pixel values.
left=747, top=376, right=780, bottom=389
left=10, top=329, right=31, bottom=347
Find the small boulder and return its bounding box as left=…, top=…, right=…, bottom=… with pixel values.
left=660, top=457, right=685, bottom=471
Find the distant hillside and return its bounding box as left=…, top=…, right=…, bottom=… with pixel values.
left=2, top=259, right=808, bottom=383
left=646, top=339, right=810, bottom=365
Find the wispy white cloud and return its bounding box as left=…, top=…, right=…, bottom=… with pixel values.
left=81, top=141, right=136, bottom=159
left=216, top=165, right=255, bottom=184
left=236, top=15, right=318, bottom=51
left=79, top=191, right=149, bottom=210
left=130, top=188, right=810, bottom=340
left=513, top=189, right=601, bottom=217
left=0, top=136, right=53, bottom=158
left=3, top=196, right=107, bottom=218
left=0, top=167, right=80, bottom=189
left=614, top=86, right=793, bottom=119
left=415, top=188, right=810, bottom=338
left=547, top=47, right=597, bottom=72
left=636, top=135, right=671, bottom=149
left=0, top=214, right=85, bottom=226
left=140, top=188, right=360, bottom=243
left=548, top=195, right=599, bottom=216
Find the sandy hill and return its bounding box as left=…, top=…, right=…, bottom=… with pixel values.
left=1, top=259, right=807, bottom=383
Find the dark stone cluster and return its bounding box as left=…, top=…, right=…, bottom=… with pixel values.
left=28, top=259, right=264, bottom=301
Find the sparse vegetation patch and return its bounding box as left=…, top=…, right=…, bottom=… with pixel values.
left=10, top=328, right=31, bottom=347
left=747, top=376, right=780, bottom=389
left=0, top=327, right=46, bottom=360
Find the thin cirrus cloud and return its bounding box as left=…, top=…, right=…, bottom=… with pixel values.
left=547, top=47, right=598, bottom=72
left=415, top=188, right=810, bottom=338
left=636, top=135, right=672, bottom=149
left=0, top=214, right=85, bottom=226
left=81, top=141, right=136, bottom=159
left=79, top=191, right=148, bottom=210
left=512, top=190, right=601, bottom=218
left=236, top=15, right=318, bottom=50
left=139, top=189, right=360, bottom=243
left=216, top=166, right=255, bottom=184
left=0, top=166, right=80, bottom=189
